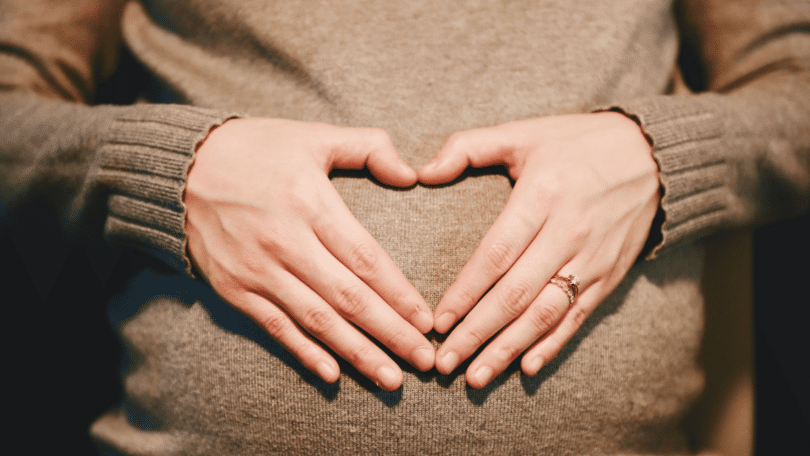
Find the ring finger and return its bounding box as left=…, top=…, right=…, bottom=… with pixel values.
left=521, top=281, right=605, bottom=376
left=464, top=268, right=591, bottom=389
left=434, top=214, right=578, bottom=375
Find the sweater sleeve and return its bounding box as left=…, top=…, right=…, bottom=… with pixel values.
left=0, top=0, right=236, bottom=273
left=603, top=0, right=810, bottom=259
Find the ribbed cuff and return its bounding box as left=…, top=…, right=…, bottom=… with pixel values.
left=97, top=104, right=238, bottom=274
left=596, top=94, right=731, bottom=259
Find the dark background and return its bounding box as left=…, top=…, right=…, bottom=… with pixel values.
left=753, top=213, right=810, bottom=454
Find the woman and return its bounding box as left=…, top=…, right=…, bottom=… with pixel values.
left=2, top=0, right=808, bottom=454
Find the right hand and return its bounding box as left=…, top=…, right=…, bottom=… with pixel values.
left=185, top=118, right=434, bottom=391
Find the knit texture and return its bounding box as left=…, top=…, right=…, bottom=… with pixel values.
left=2, top=0, right=809, bottom=454
left=99, top=106, right=237, bottom=272
left=0, top=94, right=235, bottom=272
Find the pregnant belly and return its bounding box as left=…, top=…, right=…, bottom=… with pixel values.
left=92, top=173, right=704, bottom=456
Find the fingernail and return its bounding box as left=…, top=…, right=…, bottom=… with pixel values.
left=440, top=351, right=460, bottom=372
left=413, top=346, right=435, bottom=371
left=435, top=313, right=455, bottom=332
left=527, top=356, right=544, bottom=374
left=376, top=366, right=399, bottom=390
left=316, top=361, right=337, bottom=382
left=474, top=366, right=494, bottom=386
left=416, top=309, right=433, bottom=333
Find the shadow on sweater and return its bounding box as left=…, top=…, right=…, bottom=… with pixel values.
left=107, top=249, right=638, bottom=409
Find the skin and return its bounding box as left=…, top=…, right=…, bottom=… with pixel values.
left=185, top=117, right=435, bottom=391
left=419, top=112, right=660, bottom=388
left=186, top=111, right=659, bottom=391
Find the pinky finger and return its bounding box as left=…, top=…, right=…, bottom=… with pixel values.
left=520, top=285, right=603, bottom=376
left=237, top=291, right=341, bottom=383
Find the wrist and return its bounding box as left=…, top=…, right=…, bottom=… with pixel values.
left=593, top=110, right=663, bottom=261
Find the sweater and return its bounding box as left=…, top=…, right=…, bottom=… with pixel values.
left=1, top=0, right=809, bottom=454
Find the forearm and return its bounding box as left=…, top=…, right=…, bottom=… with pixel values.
left=604, top=0, right=810, bottom=257
left=1, top=0, right=238, bottom=272
left=0, top=93, right=236, bottom=273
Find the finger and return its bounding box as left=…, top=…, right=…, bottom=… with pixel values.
left=521, top=282, right=604, bottom=376
left=312, top=188, right=434, bottom=335
left=288, top=227, right=435, bottom=372
left=232, top=290, right=340, bottom=383
left=464, top=268, right=591, bottom=388
left=433, top=175, right=549, bottom=334
left=435, top=215, right=576, bottom=375
left=258, top=268, right=407, bottom=391
left=464, top=284, right=573, bottom=388
left=417, top=127, right=515, bottom=185
left=516, top=193, right=656, bottom=377
left=328, top=127, right=417, bottom=187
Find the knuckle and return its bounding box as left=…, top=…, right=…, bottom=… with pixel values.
left=346, top=242, right=379, bottom=278
left=257, top=311, right=292, bottom=338
left=534, top=171, right=566, bottom=205
left=453, top=285, right=480, bottom=309
left=207, top=269, right=240, bottom=297
left=345, top=342, right=375, bottom=368
left=301, top=306, right=336, bottom=337
left=255, top=227, right=285, bottom=254
left=464, top=328, right=487, bottom=348
left=484, top=241, right=515, bottom=276
left=279, top=191, right=314, bottom=224
left=565, top=220, right=592, bottom=245
left=381, top=326, right=410, bottom=352
left=571, top=305, right=591, bottom=326
left=332, top=283, right=368, bottom=319
left=494, top=344, right=521, bottom=364
left=527, top=303, right=562, bottom=332
left=288, top=190, right=322, bottom=217
left=500, top=279, right=535, bottom=316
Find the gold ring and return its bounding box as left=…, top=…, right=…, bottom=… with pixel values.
left=549, top=274, right=580, bottom=306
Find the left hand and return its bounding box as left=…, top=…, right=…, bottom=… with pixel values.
left=418, top=112, right=660, bottom=388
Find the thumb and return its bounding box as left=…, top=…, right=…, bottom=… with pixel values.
left=328, top=127, right=417, bottom=187
left=418, top=127, right=516, bottom=185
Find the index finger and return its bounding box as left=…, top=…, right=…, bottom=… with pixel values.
left=311, top=181, right=434, bottom=334
left=287, top=230, right=435, bottom=372
left=433, top=176, right=549, bottom=333
left=435, top=214, right=574, bottom=374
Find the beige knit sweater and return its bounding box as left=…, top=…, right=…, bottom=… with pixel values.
left=2, top=0, right=809, bottom=454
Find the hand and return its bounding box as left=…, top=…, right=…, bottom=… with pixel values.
left=185, top=118, right=435, bottom=391
left=418, top=112, right=660, bottom=388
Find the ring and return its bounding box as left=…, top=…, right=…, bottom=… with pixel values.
left=549, top=274, right=580, bottom=306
